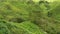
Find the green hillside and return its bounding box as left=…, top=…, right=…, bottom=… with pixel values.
left=0, top=0, right=60, bottom=34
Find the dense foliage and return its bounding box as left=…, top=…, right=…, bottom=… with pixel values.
left=0, top=0, right=60, bottom=34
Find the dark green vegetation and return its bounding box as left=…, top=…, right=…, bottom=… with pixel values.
left=0, top=0, right=60, bottom=34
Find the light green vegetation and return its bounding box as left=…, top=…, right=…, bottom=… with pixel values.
left=0, top=0, right=60, bottom=34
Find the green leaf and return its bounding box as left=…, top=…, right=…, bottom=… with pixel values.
left=0, top=21, right=46, bottom=34
left=11, top=21, right=46, bottom=34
